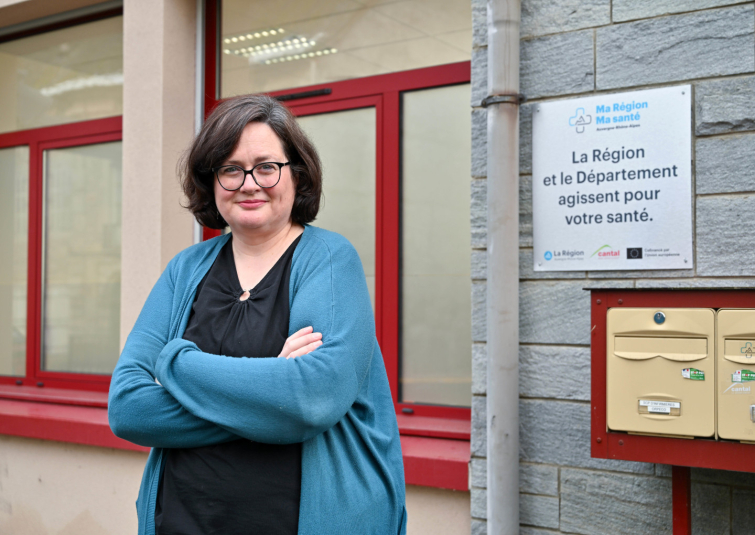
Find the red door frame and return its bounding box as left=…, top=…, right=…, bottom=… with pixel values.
left=0, top=116, right=122, bottom=393
left=203, top=0, right=472, bottom=425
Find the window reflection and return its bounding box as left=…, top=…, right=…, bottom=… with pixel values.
left=297, top=108, right=377, bottom=308
left=401, top=84, right=472, bottom=407
left=42, top=142, right=122, bottom=374
left=221, top=0, right=471, bottom=95
left=0, top=146, right=29, bottom=376
left=0, top=16, right=123, bottom=134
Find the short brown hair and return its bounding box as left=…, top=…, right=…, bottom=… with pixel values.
left=181, top=94, right=322, bottom=229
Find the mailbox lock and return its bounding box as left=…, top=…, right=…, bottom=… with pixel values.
left=653, top=311, right=666, bottom=325
left=751, top=405, right=755, bottom=423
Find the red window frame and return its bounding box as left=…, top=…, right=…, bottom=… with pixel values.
left=0, top=116, right=123, bottom=401
left=0, top=6, right=125, bottom=405
left=204, top=0, right=472, bottom=468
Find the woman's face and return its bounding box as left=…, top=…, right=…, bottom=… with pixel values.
left=214, top=122, right=296, bottom=236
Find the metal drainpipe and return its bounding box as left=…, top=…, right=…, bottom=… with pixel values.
left=484, top=0, right=521, bottom=533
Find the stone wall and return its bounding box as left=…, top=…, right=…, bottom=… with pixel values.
left=471, top=1, right=755, bottom=533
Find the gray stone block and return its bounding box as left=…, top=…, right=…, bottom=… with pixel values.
left=472, top=0, right=486, bottom=48
left=656, top=464, right=673, bottom=478
left=520, top=281, right=591, bottom=345
left=696, top=76, right=755, bottom=136
left=471, top=487, right=487, bottom=519
left=471, top=519, right=487, bottom=535
left=520, top=249, right=587, bottom=280
left=588, top=268, right=694, bottom=279
left=520, top=529, right=562, bottom=535
left=691, top=482, right=730, bottom=535
left=472, top=108, right=487, bottom=179
left=520, top=463, right=558, bottom=496
left=472, top=280, right=487, bottom=343
left=520, top=175, right=533, bottom=248
left=472, top=46, right=488, bottom=107
left=560, top=468, right=671, bottom=535
left=520, top=493, right=559, bottom=529
left=733, top=489, right=755, bottom=535
left=472, top=395, right=487, bottom=457
left=596, top=5, right=755, bottom=90
left=636, top=278, right=755, bottom=289
left=472, top=343, right=487, bottom=395
left=584, top=279, right=636, bottom=289
left=520, top=345, right=590, bottom=401
left=521, top=30, right=594, bottom=99
left=521, top=528, right=564, bottom=535
left=614, top=0, right=744, bottom=22
left=696, top=134, right=755, bottom=194
left=520, top=104, right=533, bottom=175
left=471, top=457, right=487, bottom=488
left=521, top=0, right=610, bottom=38
left=691, top=468, right=755, bottom=489
left=697, top=195, right=755, bottom=276
left=472, top=249, right=487, bottom=280
left=520, top=399, right=655, bottom=474
left=471, top=179, right=487, bottom=248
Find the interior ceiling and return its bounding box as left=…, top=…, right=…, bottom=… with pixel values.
left=221, top=0, right=471, bottom=83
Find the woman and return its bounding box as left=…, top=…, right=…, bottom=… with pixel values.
left=108, top=95, right=407, bottom=535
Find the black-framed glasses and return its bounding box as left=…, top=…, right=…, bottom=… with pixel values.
left=212, top=162, right=290, bottom=190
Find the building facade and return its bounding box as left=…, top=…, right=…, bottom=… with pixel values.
left=1, top=1, right=755, bottom=534
left=471, top=1, right=755, bottom=534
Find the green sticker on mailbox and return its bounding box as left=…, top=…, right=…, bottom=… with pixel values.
left=681, top=368, right=705, bottom=381
left=732, top=369, right=755, bottom=383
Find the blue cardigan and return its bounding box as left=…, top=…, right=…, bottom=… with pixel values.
left=108, top=226, right=407, bottom=535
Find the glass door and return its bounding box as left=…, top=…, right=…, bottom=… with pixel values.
left=296, top=107, right=377, bottom=307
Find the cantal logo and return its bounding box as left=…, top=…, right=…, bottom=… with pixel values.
left=591, top=244, right=619, bottom=258
left=569, top=108, right=592, bottom=134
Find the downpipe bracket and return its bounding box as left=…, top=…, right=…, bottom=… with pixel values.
left=481, top=93, right=526, bottom=107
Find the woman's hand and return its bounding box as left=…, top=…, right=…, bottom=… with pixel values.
left=278, top=326, right=323, bottom=359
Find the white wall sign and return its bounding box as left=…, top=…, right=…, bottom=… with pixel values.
left=532, top=85, right=692, bottom=271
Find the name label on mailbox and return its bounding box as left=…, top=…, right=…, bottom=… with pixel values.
left=639, top=400, right=681, bottom=414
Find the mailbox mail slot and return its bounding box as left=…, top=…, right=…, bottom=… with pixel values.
left=607, top=308, right=715, bottom=438
left=716, top=310, right=755, bottom=442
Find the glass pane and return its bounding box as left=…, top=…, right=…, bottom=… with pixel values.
left=0, top=146, right=29, bottom=376
left=0, top=16, right=123, bottom=134
left=401, top=84, right=471, bottom=407
left=221, top=0, right=471, bottom=96
left=297, top=108, right=376, bottom=307
left=42, top=142, right=122, bottom=374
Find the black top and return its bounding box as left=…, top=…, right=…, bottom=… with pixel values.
left=155, top=235, right=303, bottom=535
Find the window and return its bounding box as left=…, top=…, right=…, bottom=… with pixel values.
left=0, top=15, right=123, bottom=394
left=206, top=0, right=472, bottom=423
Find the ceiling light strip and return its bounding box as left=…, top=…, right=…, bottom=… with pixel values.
left=223, top=27, right=284, bottom=44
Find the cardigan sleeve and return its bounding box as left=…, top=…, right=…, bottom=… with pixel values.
left=152, top=234, right=375, bottom=444
left=108, top=255, right=238, bottom=449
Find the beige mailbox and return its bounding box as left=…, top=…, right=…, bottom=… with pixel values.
left=716, top=309, right=755, bottom=443
left=607, top=308, right=715, bottom=438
